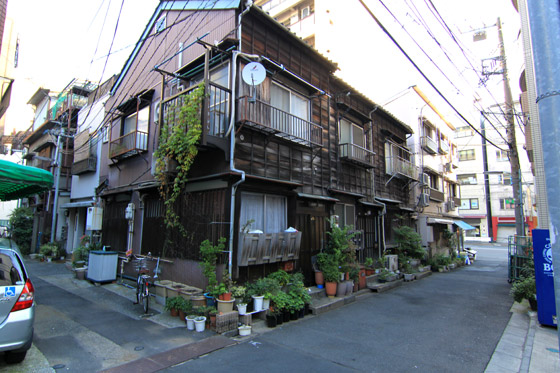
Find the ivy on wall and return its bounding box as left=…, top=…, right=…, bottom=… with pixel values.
left=154, top=84, right=205, bottom=235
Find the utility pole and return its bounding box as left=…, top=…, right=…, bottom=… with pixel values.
left=497, top=17, right=524, bottom=237
left=480, top=115, right=493, bottom=242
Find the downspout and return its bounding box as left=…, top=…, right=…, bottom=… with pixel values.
left=226, top=1, right=255, bottom=278
left=369, top=106, right=387, bottom=257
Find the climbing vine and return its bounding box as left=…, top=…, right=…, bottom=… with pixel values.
left=154, top=84, right=205, bottom=233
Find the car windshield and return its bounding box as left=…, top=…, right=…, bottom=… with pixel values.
left=0, top=250, right=26, bottom=286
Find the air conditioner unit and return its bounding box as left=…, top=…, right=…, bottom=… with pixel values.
left=419, top=193, right=430, bottom=206
left=444, top=163, right=452, bottom=173
left=421, top=172, right=429, bottom=185
left=151, top=154, right=178, bottom=176
left=446, top=200, right=456, bottom=211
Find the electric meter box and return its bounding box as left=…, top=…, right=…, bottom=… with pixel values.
left=86, top=207, right=103, bottom=231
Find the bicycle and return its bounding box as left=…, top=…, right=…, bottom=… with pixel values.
left=133, top=255, right=151, bottom=314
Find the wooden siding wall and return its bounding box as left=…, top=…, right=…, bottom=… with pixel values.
left=101, top=201, right=128, bottom=252
left=145, top=188, right=229, bottom=261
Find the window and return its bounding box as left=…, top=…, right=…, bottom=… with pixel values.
left=339, top=118, right=365, bottom=158
left=429, top=173, right=440, bottom=190
left=458, top=149, right=475, bottom=161
left=123, top=106, right=149, bottom=136
left=500, top=198, right=515, bottom=210
left=334, top=203, right=355, bottom=227
left=496, top=149, right=509, bottom=161
left=270, top=82, right=310, bottom=140
left=301, top=6, right=310, bottom=18
left=208, top=63, right=230, bottom=136
left=239, top=192, right=287, bottom=233
left=498, top=173, right=512, bottom=185
left=423, top=123, right=435, bottom=139
left=448, top=182, right=458, bottom=198
left=458, top=174, right=477, bottom=185
left=455, top=126, right=474, bottom=138
left=459, top=198, right=479, bottom=210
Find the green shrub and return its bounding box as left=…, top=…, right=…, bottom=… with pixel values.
left=510, top=276, right=536, bottom=303
left=9, top=207, right=33, bottom=255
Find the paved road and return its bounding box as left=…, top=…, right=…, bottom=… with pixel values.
left=169, top=242, right=513, bottom=372
left=0, top=260, right=208, bottom=372
left=0, top=242, right=513, bottom=372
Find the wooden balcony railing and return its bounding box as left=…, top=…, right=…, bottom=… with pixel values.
left=339, top=143, right=375, bottom=168
left=238, top=231, right=302, bottom=266
left=237, top=96, right=322, bottom=147
left=109, top=131, right=148, bottom=160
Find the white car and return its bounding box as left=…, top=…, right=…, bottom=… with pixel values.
left=0, top=246, right=35, bottom=363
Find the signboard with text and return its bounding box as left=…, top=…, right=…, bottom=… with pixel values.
left=532, top=229, right=557, bottom=326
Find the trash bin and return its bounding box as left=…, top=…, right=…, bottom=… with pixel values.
left=87, top=250, right=118, bottom=283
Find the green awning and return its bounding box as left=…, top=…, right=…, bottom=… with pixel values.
left=0, top=159, right=54, bottom=201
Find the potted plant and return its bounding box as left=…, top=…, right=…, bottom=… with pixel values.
left=511, top=276, right=537, bottom=310
left=165, top=296, right=184, bottom=317
left=401, top=262, right=415, bottom=282
left=186, top=314, right=197, bottom=330
left=238, top=324, right=252, bottom=336
left=40, top=243, right=59, bottom=261
left=194, top=316, right=206, bottom=332
left=364, top=257, right=375, bottom=276
left=177, top=297, right=192, bottom=321
left=199, top=238, right=226, bottom=306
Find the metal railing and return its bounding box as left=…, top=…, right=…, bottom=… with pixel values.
left=237, top=96, right=322, bottom=146
left=109, top=131, right=148, bottom=159
left=386, top=155, right=419, bottom=180
left=339, top=143, right=374, bottom=167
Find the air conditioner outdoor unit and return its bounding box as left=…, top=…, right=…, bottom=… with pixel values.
left=444, top=163, right=452, bottom=173
left=446, top=200, right=456, bottom=211
left=419, top=193, right=430, bottom=206
left=421, top=173, right=429, bottom=185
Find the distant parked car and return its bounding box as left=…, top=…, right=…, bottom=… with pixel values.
left=0, top=245, right=34, bottom=364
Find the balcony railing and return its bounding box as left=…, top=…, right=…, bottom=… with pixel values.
left=439, top=140, right=450, bottom=154
left=339, top=143, right=374, bottom=168
left=72, top=156, right=97, bottom=175
left=238, top=231, right=302, bottom=266
left=162, top=83, right=230, bottom=142
left=421, top=136, right=438, bottom=154
left=386, top=155, right=419, bottom=180
left=237, top=96, right=322, bottom=147
left=109, top=131, right=148, bottom=160
left=429, top=188, right=445, bottom=202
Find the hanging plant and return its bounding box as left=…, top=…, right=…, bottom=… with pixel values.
left=154, top=84, right=205, bottom=233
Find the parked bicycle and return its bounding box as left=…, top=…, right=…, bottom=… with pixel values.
left=133, top=253, right=152, bottom=314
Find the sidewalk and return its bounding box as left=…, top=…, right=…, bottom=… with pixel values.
left=485, top=301, right=560, bottom=372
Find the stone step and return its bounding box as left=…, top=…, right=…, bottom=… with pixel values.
left=309, top=293, right=356, bottom=315
left=367, top=279, right=404, bottom=292
left=307, top=286, right=326, bottom=300
left=415, top=271, right=432, bottom=280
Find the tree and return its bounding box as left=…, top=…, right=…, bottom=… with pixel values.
left=9, top=207, right=34, bottom=255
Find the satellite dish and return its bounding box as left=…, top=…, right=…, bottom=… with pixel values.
left=242, top=62, right=266, bottom=86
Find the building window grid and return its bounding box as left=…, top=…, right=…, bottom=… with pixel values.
left=458, top=149, right=476, bottom=161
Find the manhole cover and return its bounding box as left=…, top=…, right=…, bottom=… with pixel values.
left=134, top=346, right=144, bottom=351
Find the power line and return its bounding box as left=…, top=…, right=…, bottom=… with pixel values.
left=358, top=0, right=505, bottom=151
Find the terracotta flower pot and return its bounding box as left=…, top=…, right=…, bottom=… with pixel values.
left=219, top=292, right=232, bottom=301
left=325, top=281, right=337, bottom=297
left=314, top=271, right=324, bottom=286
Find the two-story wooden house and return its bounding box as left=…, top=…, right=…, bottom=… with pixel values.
left=100, top=1, right=416, bottom=287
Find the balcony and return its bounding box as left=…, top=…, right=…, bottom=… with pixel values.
left=339, top=143, right=374, bottom=168
left=72, top=156, right=97, bottom=175
left=237, top=96, right=322, bottom=147
left=162, top=83, right=230, bottom=147
left=385, top=155, right=419, bottom=180
left=421, top=136, right=438, bottom=154
left=109, top=131, right=148, bottom=160
left=439, top=140, right=450, bottom=154
left=429, top=188, right=445, bottom=202
left=288, top=13, right=315, bottom=40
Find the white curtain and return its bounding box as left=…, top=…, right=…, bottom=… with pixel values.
left=240, top=192, right=286, bottom=233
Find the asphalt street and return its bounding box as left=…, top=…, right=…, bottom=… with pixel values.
left=170, top=242, right=513, bottom=372
left=0, top=242, right=513, bottom=372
